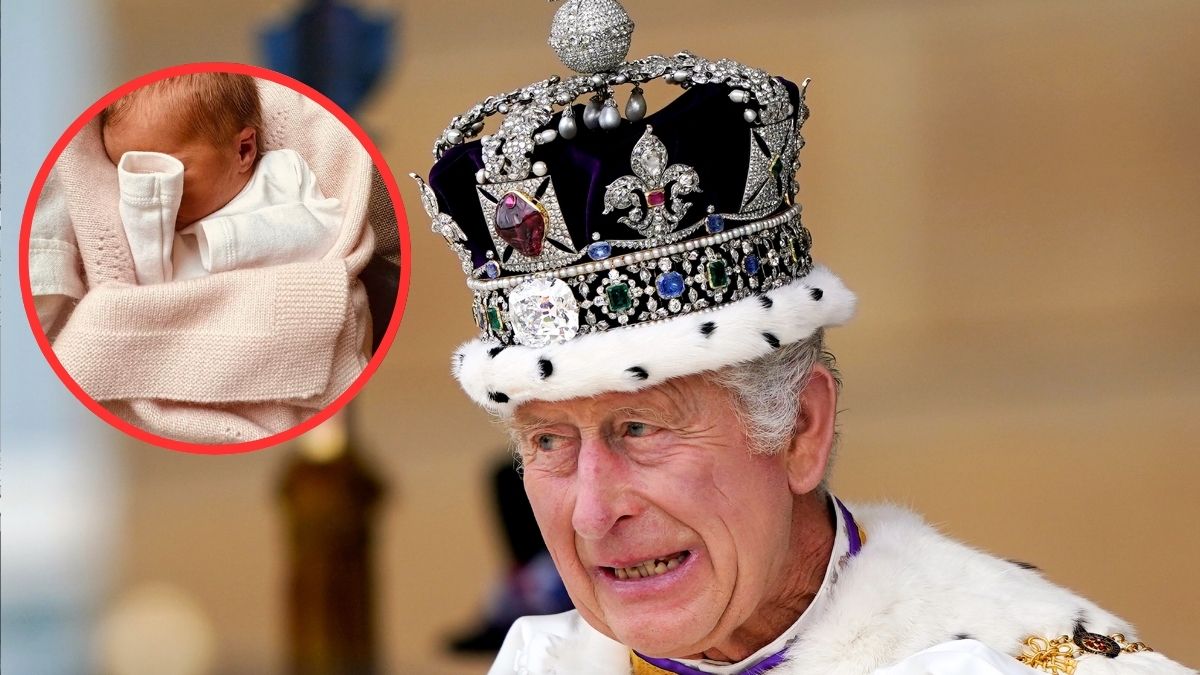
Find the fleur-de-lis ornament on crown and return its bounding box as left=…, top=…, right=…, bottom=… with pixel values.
left=602, top=126, right=701, bottom=238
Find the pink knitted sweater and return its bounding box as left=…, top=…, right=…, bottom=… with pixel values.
left=45, top=80, right=374, bottom=444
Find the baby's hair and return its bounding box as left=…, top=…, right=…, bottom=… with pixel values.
left=101, top=73, right=264, bottom=153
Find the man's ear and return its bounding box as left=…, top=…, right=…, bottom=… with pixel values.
left=784, top=363, right=837, bottom=495
left=235, top=126, right=257, bottom=172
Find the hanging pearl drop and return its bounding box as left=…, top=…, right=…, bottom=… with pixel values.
left=625, top=87, right=646, bottom=122
left=558, top=107, right=578, bottom=140
left=599, top=100, right=621, bottom=130
left=583, top=97, right=602, bottom=130
left=743, top=109, right=758, bottom=123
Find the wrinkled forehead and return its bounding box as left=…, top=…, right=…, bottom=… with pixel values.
left=510, top=373, right=729, bottom=428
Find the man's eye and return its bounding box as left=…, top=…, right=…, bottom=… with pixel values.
left=624, top=422, right=656, bottom=438
left=536, top=434, right=561, bottom=451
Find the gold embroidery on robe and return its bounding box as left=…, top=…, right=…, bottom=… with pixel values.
left=630, top=651, right=682, bottom=675
left=1017, top=632, right=1153, bottom=674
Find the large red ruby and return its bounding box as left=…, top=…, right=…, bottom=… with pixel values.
left=646, top=189, right=666, bottom=207
left=494, top=192, right=547, bottom=257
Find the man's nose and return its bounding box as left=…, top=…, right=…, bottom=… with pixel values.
left=571, top=436, right=637, bottom=541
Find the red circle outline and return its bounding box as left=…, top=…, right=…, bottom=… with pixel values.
left=18, top=61, right=412, bottom=455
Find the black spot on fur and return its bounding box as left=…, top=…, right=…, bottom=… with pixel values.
left=1008, top=559, right=1039, bottom=571
left=488, top=391, right=510, bottom=404
left=627, top=366, right=649, bottom=380
left=762, top=332, right=780, bottom=349
left=809, top=287, right=824, bottom=301
left=538, top=359, right=553, bottom=379
left=455, top=352, right=465, bottom=366
left=488, top=345, right=507, bottom=358
left=758, top=294, right=773, bottom=309
left=954, top=633, right=973, bottom=641
left=700, top=321, right=717, bottom=337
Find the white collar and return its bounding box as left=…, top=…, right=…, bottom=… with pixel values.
left=670, top=495, right=852, bottom=675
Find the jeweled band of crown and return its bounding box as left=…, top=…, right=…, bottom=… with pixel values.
left=471, top=206, right=812, bottom=347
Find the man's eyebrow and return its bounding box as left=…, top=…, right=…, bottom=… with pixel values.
left=609, top=406, right=678, bottom=427
left=509, top=413, right=560, bottom=436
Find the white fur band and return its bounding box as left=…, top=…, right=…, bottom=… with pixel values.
left=452, top=264, right=855, bottom=414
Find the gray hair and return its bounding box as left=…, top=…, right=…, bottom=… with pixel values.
left=705, top=330, right=841, bottom=469
left=507, top=331, right=842, bottom=482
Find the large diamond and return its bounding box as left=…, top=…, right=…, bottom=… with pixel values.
left=508, top=278, right=579, bottom=347
left=632, top=131, right=668, bottom=182
left=494, top=191, right=547, bottom=257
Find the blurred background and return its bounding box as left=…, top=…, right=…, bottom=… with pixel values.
left=2, top=0, right=1198, bottom=673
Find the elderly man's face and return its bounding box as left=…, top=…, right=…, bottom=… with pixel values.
left=513, top=375, right=803, bottom=657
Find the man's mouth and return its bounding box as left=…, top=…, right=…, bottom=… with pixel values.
left=605, top=551, right=690, bottom=580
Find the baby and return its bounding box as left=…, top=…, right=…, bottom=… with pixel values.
left=101, top=73, right=342, bottom=284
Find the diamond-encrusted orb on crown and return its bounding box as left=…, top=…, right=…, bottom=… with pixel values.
left=508, top=277, right=580, bottom=347
left=548, top=0, right=635, bottom=74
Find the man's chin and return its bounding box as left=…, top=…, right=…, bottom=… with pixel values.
left=605, top=611, right=715, bottom=660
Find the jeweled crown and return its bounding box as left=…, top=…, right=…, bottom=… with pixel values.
left=413, top=0, right=814, bottom=348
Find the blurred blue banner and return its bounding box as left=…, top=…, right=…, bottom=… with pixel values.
left=262, top=0, right=396, bottom=115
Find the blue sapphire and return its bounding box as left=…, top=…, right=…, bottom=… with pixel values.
left=587, top=241, right=613, bottom=260
left=656, top=271, right=685, bottom=299
left=483, top=260, right=501, bottom=279
left=705, top=213, right=725, bottom=234
left=743, top=255, right=760, bottom=275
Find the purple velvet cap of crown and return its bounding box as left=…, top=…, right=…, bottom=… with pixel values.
left=426, top=79, right=802, bottom=274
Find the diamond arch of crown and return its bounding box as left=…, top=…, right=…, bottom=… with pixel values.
left=431, top=51, right=810, bottom=185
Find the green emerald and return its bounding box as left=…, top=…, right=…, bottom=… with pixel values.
left=486, top=306, right=505, bottom=332
left=706, top=260, right=729, bottom=290
left=606, top=283, right=633, bottom=312
left=768, top=153, right=784, bottom=181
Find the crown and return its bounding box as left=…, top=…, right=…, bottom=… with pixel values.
left=413, top=0, right=854, bottom=411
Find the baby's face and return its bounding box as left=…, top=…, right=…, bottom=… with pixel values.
left=103, top=112, right=256, bottom=228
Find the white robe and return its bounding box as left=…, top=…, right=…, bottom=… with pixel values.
left=490, top=503, right=1195, bottom=675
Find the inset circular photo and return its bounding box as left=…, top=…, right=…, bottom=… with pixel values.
left=19, top=62, right=409, bottom=452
